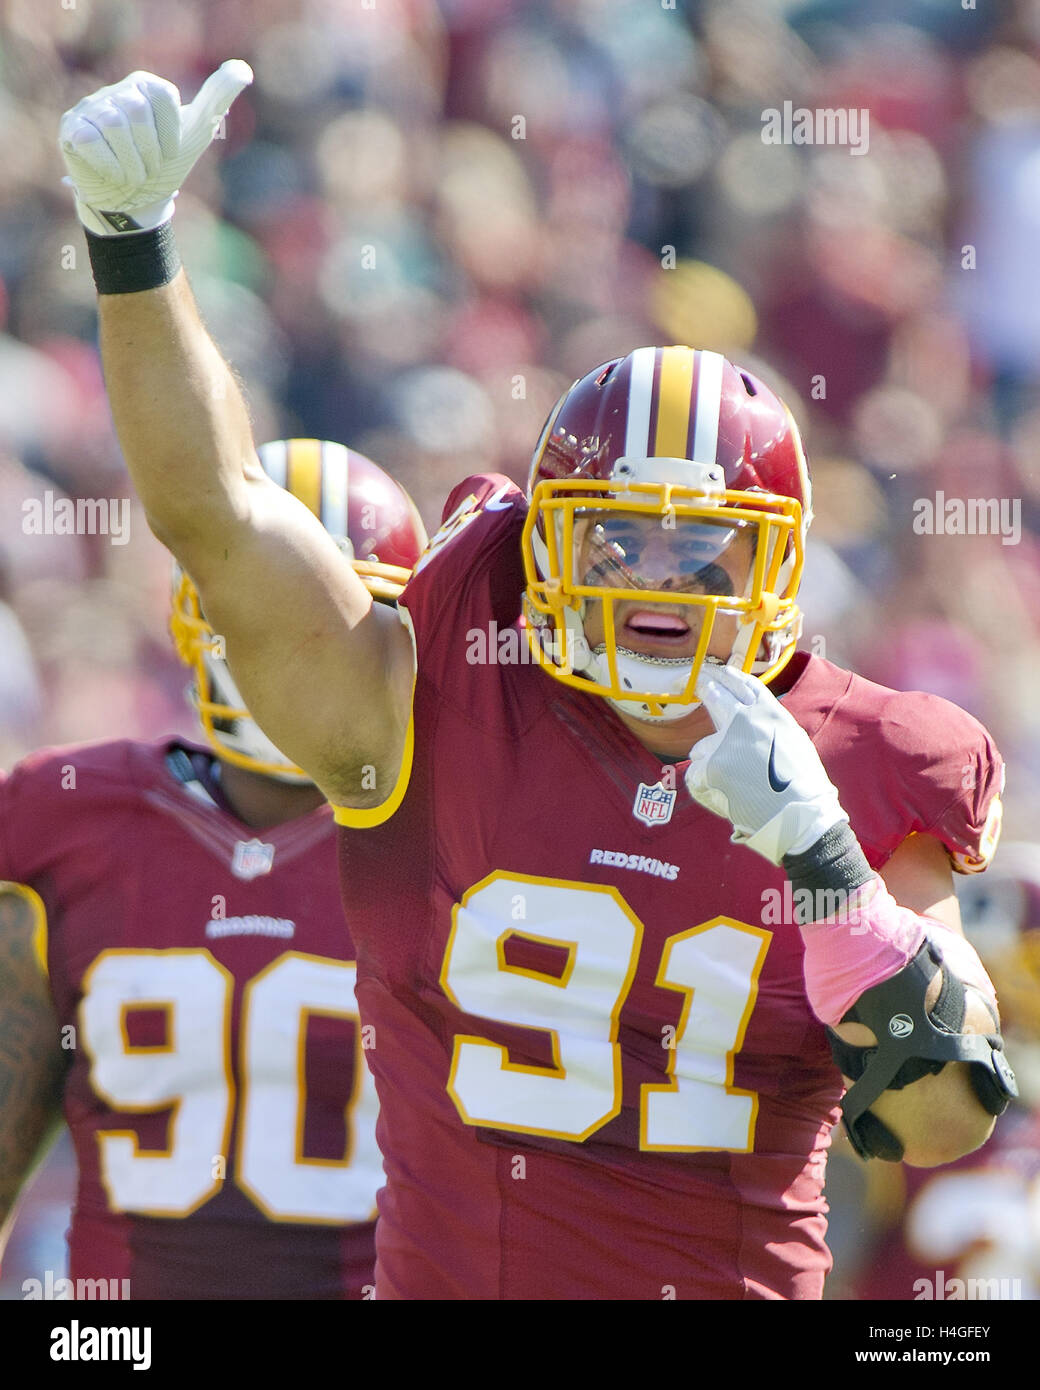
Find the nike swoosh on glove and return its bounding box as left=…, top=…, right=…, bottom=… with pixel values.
left=684, top=663, right=848, bottom=865
left=58, top=60, right=253, bottom=235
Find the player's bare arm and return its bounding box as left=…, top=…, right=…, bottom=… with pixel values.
left=0, top=888, right=65, bottom=1250
left=60, top=65, right=413, bottom=807
left=686, top=665, right=1014, bottom=1170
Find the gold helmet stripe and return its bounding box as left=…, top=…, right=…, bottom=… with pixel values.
left=653, top=345, right=696, bottom=458
left=286, top=437, right=323, bottom=518
left=691, top=348, right=724, bottom=465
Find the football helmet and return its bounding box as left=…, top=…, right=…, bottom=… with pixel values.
left=170, top=437, right=428, bottom=781
left=521, top=346, right=812, bottom=722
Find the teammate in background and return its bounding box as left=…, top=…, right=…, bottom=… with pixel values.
left=57, top=64, right=1016, bottom=1299
left=0, top=439, right=427, bottom=1300
left=831, top=844, right=1040, bottom=1302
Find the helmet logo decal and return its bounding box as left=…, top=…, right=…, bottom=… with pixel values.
left=632, top=781, right=678, bottom=828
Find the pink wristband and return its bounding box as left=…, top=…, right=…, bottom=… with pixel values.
left=799, top=877, right=998, bottom=1027
left=799, top=877, right=925, bottom=1027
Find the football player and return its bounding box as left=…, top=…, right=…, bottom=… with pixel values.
left=56, top=63, right=1016, bottom=1299
left=0, top=438, right=427, bottom=1299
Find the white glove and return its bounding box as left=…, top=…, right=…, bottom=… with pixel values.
left=58, top=60, right=253, bottom=236
left=684, top=663, right=848, bottom=865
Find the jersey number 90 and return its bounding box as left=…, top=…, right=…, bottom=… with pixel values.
left=79, top=949, right=381, bottom=1223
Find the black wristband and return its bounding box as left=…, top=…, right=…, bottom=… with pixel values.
left=85, top=223, right=181, bottom=296
left=781, top=821, right=873, bottom=923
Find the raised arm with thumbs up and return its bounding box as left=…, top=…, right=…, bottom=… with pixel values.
left=54, top=63, right=416, bottom=812
left=58, top=60, right=254, bottom=234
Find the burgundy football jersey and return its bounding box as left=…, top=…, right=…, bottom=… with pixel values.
left=334, top=475, right=1003, bottom=1301
left=0, top=739, right=379, bottom=1300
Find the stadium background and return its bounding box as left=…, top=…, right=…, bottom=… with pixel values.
left=1, top=0, right=1038, bottom=1300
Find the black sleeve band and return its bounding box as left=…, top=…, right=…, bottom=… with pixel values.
left=85, top=223, right=181, bottom=296
left=781, top=821, right=874, bottom=924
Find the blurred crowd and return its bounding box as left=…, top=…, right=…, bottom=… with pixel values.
left=1, top=0, right=1039, bottom=1299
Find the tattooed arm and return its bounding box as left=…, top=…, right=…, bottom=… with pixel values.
left=0, top=887, right=66, bottom=1256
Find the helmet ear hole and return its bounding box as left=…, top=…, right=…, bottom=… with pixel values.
left=740, top=373, right=757, bottom=396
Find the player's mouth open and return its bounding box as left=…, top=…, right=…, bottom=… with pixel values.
left=620, top=608, right=693, bottom=651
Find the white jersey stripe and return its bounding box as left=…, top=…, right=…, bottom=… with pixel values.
left=624, top=347, right=656, bottom=457
left=691, top=350, right=724, bottom=465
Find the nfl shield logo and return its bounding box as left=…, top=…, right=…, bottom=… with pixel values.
left=231, top=838, right=276, bottom=880
left=633, top=782, right=677, bottom=828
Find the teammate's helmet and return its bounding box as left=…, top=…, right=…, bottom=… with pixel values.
left=521, top=346, right=812, bottom=722
left=170, top=438, right=428, bottom=781
left=956, top=844, right=1040, bottom=1041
